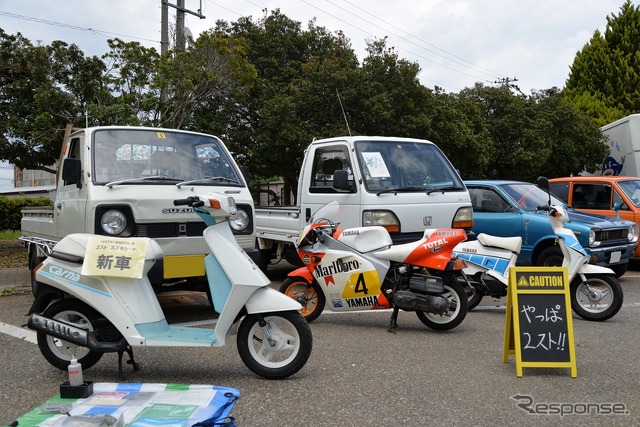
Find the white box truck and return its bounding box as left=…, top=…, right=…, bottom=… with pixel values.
left=599, top=114, right=640, bottom=176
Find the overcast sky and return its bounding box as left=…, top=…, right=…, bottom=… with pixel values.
left=0, top=0, right=629, bottom=189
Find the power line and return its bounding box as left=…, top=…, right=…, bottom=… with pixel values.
left=0, top=10, right=161, bottom=45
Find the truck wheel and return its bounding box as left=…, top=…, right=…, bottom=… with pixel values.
left=610, top=263, right=628, bottom=278
left=28, top=247, right=46, bottom=295
left=256, top=248, right=271, bottom=274
left=536, top=245, right=563, bottom=266
left=37, top=299, right=106, bottom=370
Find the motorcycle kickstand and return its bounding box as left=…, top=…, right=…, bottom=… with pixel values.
left=387, top=307, right=400, bottom=333
left=117, top=346, right=139, bottom=380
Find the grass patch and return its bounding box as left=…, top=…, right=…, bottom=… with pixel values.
left=0, top=230, right=21, bottom=240
left=0, top=233, right=27, bottom=269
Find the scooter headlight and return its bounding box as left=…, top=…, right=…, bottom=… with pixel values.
left=229, top=207, right=249, bottom=232
left=628, top=223, right=639, bottom=243
left=101, top=209, right=127, bottom=235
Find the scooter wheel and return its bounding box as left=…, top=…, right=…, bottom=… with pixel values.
left=279, top=277, right=325, bottom=322
left=570, top=275, right=623, bottom=321
left=37, top=299, right=105, bottom=370
left=237, top=311, right=312, bottom=379
left=416, top=280, right=468, bottom=331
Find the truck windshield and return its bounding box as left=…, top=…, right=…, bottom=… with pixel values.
left=92, top=129, right=243, bottom=186
left=354, top=140, right=464, bottom=193
left=617, top=179, right=640, bottom=207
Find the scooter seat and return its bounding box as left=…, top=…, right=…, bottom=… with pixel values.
left=477, top=233, right=522, bottom=253
left=52, top=233, right=164, bottom=261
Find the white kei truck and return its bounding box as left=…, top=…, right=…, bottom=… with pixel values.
left=254, top=135, right=474, bottom=271
left=21, top=125, right=256, bottom=294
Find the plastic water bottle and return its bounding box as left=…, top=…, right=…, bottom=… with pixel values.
left=68, top=357, right=83, bottom=386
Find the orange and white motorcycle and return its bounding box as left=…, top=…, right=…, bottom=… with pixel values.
left=280, top=201, right=471, bottom=331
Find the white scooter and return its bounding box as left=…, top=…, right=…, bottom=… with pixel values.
left=27, top=193, right=312, bottom=379
left=454, top=177, right=624, bottom=321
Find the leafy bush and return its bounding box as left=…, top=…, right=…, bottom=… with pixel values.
left=0, top=196, right=53, bottom=231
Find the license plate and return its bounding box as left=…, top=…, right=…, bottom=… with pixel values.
left=610, top=251, right=621, bottom=263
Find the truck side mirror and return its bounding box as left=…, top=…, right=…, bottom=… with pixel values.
left=333, top=170, right=352, bottom=192
left=239, top=165, right=250, bottom=186
left=62, top=158, right=82, bottom=189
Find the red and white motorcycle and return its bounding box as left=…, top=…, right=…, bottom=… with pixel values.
left=280, top=201, right=471, bottom=331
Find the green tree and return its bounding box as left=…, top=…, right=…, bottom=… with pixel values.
left=213, top=10, right=359, bottom=203
left=0, top=29, right=106, bottom=172
left=457, top=84, right=606, bottom=181
left=564, top=0, right=640, bottom=124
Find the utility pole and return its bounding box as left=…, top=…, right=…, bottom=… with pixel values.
left=495, top=77, right=523, bottom=95
left=160, top=0, right=205, bottom=52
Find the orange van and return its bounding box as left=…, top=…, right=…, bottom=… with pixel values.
left=549, top=176, right=640, bottom=257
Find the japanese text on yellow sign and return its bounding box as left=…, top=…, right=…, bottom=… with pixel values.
left=81, top=236, right=147, bottom=278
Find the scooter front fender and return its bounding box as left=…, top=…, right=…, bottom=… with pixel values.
left=245, top=287, right=303, bottom=314
left=578, top=263, right=615, bottom=276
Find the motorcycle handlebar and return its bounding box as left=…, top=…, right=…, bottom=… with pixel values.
left=173, top=196, right=202, bottom=207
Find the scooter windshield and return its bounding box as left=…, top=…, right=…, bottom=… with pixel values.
left=308, top=201, right=340, bottom=224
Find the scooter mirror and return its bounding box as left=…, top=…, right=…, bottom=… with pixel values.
left=536, top=176, right=552, bottom=208
left=536, top=176, right=550, bottom=191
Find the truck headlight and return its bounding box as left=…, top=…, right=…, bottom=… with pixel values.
left=363, top=210, right=399, bottom=233
left=229, top=207, right=249, bottom=232
left=588, top=229, right=600, bottom=247
left=101, top=209, right=127, bottom=235
left=629, top=224, right=639, bottom=243
left=452, top=206, right=473, bottom=229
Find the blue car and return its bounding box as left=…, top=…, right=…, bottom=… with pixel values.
left=464, top=180, right=639, bottom=277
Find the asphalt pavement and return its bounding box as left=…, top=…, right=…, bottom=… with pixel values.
left=1, top=262, right=640, bottom=426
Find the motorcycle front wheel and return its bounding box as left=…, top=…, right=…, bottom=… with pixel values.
left=37, top=299, right=106, bottom=370
left=279, top=277, right=325, bottom=322
left=237, top=311, right=312, bottom=379
left=570, top=275, right=623, bottom=321
left=416, top=280, right=468, bottom=331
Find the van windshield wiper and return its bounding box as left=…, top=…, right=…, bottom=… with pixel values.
left=376, top=186, right=432, bottom=196
left=426, top=185, right=465, bottom=195
left=176, top=176, right=240, bottom=188
left=106, top=176, right=182, bottom=188
left=376, top=184, right=465, bottom=196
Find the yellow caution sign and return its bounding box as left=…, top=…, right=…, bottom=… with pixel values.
left=503, top=266, right=577, bottom=378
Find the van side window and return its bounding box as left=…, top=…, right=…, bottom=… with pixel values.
left=573, top=184, right=611, bottom=209
left=309, top=147, right=355, bottom=193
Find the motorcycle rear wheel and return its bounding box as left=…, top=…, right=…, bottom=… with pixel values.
left=37, top=299, right=105, bottom=370
left=570, top=275, right=623, bottom=321
left=279, top=277, right=325, bottom=322
left=416, top=280, right=468, bottom=331
left=237, top=311, right=312, bottom=379
left=467, top=284, right=485, bottom=311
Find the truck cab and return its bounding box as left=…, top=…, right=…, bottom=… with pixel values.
left=23, top=126, right=255, bottom=291
left=255, top=136, right=474, bottom=269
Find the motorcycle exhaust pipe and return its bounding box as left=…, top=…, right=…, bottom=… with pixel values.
left=28, top=313, right=129, bottom=354
left=28, top=313, right=90, bottom=346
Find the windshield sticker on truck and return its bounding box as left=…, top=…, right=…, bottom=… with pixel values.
left=361, top=152, right=391, bottom=178
left=81, top=237, right=148, bottom=278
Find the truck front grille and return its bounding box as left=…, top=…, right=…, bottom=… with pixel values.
left=136, top=222, right=206, bottom=238
left=595, top=228, right=628, bottom=242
